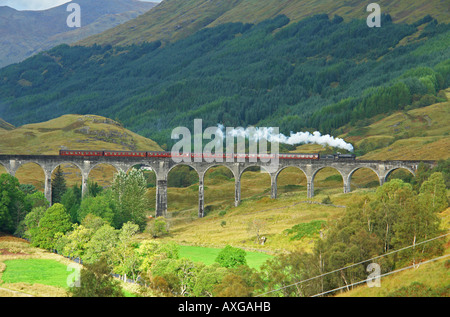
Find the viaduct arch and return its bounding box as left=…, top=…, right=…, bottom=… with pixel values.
left=0, top=155, right=434, bottom=219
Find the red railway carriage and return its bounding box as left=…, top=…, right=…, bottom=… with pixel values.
left=278, top=153, right=319, bottom=160
left=59, top=150, right=320, bottom=160
left=103, top=151, right=147, bottom=157
left=59, top=150, right=104, bottom=156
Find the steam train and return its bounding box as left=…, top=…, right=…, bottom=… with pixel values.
left=59, top=150, right=355, bottom=160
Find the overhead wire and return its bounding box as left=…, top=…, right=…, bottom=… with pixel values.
left=255, top=231, right=450, bottom=297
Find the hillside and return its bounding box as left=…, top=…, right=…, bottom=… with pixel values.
left=0, top=114, right=162, bottom=155
left=346, top=89, right=450, bottom=161
left=0, top=114, right=162, bottom=190
left=1, top=13, right=448, bottom=148
left=292, top=89, right=450, bottom=161
left=78, top=0, right=450, bottom=47
left=0, top=0, right=156, bottom=68
left=0, top=118, right=14, bottom=131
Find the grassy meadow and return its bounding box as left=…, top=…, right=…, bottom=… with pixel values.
left=145, top=166, right=382, bottom=254
left=0, top=234, right=80, bottom=297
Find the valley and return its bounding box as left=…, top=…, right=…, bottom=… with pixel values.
left=0, top=0, right=448, bottom=300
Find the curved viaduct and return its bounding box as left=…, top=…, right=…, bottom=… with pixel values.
left=0, top=155, right=434, bottom=218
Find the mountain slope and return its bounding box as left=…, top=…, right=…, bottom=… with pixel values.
left=292, top=89, right=450, bottom=161
left=344, top=89, right=450, bottom=161
left=1, top=14, right=448, bottom=147
left=0, top=114, right=162, bottom=189
left=0, top=114, right=162, bottom=155
left=0, top=0, right=156, bottom=68
left=77, top=0, right=450, bottom=47
left=0, top=118, right=14, bottom=131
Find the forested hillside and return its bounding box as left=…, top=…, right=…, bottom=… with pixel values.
left=78, top=0, right=450, bottom=47
left=0, top=14, right=448, bottom=147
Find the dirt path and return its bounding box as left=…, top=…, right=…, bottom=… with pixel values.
left=0, top=286, right=34, bottom=297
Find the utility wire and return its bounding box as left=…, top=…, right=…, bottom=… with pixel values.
left=310, top=254, right=450, bottom=297
left=255, top=231, right=450, bottom=297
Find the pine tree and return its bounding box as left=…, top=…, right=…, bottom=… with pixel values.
left=52, top=166, right=67, bottom=204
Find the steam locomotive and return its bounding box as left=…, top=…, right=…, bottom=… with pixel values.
left=59, top=150, right=355, bottom=160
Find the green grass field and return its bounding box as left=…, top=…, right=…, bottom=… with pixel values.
left=178, top=245, right=273, bottom=270
left=1, top=259, right=71, bottom=289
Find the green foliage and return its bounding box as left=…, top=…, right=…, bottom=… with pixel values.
left=51, top=166, right=67, bottom=205
left=421, top=159, right=450, bottom=189
left=31, top=203, right=72, bottom=250
left=215, top=245, right=247, bottom=268
left=67, top=257, right=124, bottom=297
left=0, top=174, right=26, bottom=234
left=149, top=257, right=199, bottom=296
left=87, top=181, right=103, bottom=198
left=284, top=220, right=326, bottom=241
left=148, top=216, right=169, bottom=238
left=168, top=166, right=198, bottom=188
left=257, top=170, right=448, bottom=297
left=60, top=185, right=81, bottom=223
left=324, top=174, right=342, bottom=182
left=111, top=169, right=149, bottom=231
left=110, top=222, right=141, bottom=280
left=137, top=240, right=179, bottom=274
left=213, top=266, right=259, bottom=297
left=321, top=196, right=332, bottom=204
left=259, top=250, right=320, bottom=297
left=19, top=184, right=37, bottom=195
left=22, top=206, right=46, bottom=241
left=77, top=194, right=115, bottom=225
left=192, top=263, right=228, bottom=297
left=55, top=224, right=93, bottom=260
left=419, top=172, right=448, bottom=212
left=83, top=224, right=118, bottom=264
left=1, top=15, right=448, bottom=146
left=81, top=214, right=108, bottom=231
left=24, top=191, right=49, bottom=209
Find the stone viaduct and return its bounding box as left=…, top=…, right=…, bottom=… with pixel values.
left=0, top=155, right=434, bottom=218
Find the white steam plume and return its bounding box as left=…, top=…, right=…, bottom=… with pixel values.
left=217, top=125, right=354, bottom=152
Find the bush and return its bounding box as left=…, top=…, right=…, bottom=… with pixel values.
left=215, top=245, right=247, bottom=268
left=284, top=220, right=326, bottom=241
left=148, top=217, right=169, bottom=238
left=322, top=196, right=332, bottom=205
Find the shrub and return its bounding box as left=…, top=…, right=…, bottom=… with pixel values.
left=148, top=217, right=169, bottom=238
left=322, top=196, right=332, bottom=205
left=215, top=245, right=247, bottom=268
left=284, top=220, right=326, bottom=241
